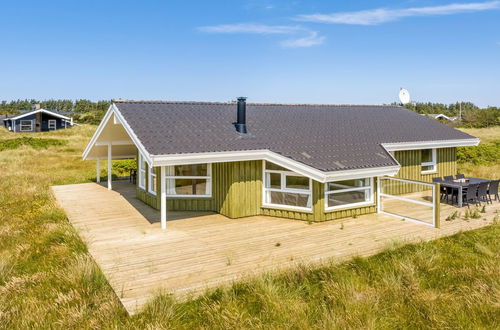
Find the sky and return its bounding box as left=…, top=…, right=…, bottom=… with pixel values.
left=0, top=0, right=499, bottom=107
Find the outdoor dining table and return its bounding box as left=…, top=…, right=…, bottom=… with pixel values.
left=440, top=177, right=491, bottom=207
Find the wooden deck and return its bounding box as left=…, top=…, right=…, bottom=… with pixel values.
left=52, top=181, right=500, bottom=314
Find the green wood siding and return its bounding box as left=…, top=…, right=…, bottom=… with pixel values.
left=387, top=148, right=457, bottom=195
left=135, top=147, right=457, bottom=222
left=394, top=148, right=456, bottom=182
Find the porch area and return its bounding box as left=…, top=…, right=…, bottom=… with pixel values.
left=52, top=181, right=499, bottom=315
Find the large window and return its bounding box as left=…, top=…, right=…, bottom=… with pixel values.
left=166, top=164, right=212, bottom=197
left=20, top=120, right=33, bottom=132
left=263, top=161, right=312, bottom=211
left=325, top=178, right=373, bottom=210
left=421, top=149, right=436, bottom=173
left=148, top=166, right=157, bottom=195
left=48, top=119, right=57, bottom=130
left=138, top=153, right=146, bottom=189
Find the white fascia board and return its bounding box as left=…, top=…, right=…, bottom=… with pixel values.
left=81, top=104, right=152, bottom=165
left=323, top=165, right=400, bottom=181
left=152, top=150, right=401, bottom=183
left=152, top=150, right=327, bottom=181
left=9, top=109, right=71, bottom=121
left=82, top=105, right=115, bottom=160
left=382, top=138, right=480, bottom=151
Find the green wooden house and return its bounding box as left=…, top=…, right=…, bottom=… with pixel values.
left=83, top=98, right=479, bottom=229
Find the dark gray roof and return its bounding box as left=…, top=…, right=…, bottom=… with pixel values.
left=115, top=101, right=476, bottom=172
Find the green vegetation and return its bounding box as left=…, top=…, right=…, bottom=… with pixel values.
left=0, top=125, right=498, bottom=328
left=112, top=159, right=137, bottom=177
left=0, top=137, right=67, bottom=152
left=404, top=102, right=500, bottom=128
left=457, top=142, right=500, bottom=165
left=457, top=127, right=500, bottom=179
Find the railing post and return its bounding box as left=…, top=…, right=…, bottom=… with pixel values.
left=434, top=183, right=441, bottom=228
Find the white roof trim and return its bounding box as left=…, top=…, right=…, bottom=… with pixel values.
left=81, top=104, right=153, bottom=166
left=151, top=150, right=400, bottom=182
left=8, top=109, right=71, bottom=121
left=382, top=138, right=480, bottom=151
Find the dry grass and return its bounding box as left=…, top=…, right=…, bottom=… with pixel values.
left=0, top=125, right=499, bottom=328
left=458, top=126, right=500, bottom=144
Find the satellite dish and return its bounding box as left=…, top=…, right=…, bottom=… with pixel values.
left=398, top=88, right=411, bottom=105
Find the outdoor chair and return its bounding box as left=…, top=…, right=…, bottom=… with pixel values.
left=432, top=177, right=446, bottom=200
left=455, top=174, right=465, bottom=179
left=487, top=180, right=499, bottom=203
left=443, top=175, right=454, bottom=181
left=477, top=182, right=490, bottom=205
left=462, top=183, right=479, bottom=208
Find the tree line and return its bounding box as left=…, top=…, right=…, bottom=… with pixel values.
left=1, top=99, right=498, bottom=127
left=402, top=102, right=499, bottom=128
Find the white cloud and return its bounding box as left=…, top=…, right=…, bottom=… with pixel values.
left=198, top=23, right=325, bottom=48
left=198, top=23, right=300, bottom=34
left=280, top=31, right=325, bottom=48
left=295, top=1, right=500, bottom=25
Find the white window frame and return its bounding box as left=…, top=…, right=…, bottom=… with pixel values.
left=165, top=163, right=212, bottom=198
left=138, top=153, right=146, bottom=189
left=48, top=119, right=57, bottom=131
left=421, top=148, right=437, bottom=174
left=20, top=120, right=33, bottom=132
left=324, top=177, right=374, bottom=211
left=262, top=160, right=312, bottom=212
left=148, top=165, right=157, bottom=195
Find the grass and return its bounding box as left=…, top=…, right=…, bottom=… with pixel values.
left=457, top=126, right=500, bottom=178
left=0, top=125, right=499, bottom=328
left=0, top=137, right=67, bottom=151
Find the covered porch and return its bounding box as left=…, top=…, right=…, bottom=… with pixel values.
left=52, top=181, right=499, bottom=314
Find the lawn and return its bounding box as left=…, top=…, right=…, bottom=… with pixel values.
left=0, top=125, right=499, bottom=328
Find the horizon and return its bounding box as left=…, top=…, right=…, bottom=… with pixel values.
left=1, top=1, right=499, bottom=107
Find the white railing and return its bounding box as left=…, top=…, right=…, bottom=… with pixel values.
left=377, top=176, right=438, bottom=227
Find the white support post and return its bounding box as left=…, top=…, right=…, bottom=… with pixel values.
left=377, top=176, right=381, bottom=213
left=107, top=143, right=112, bottom=190
left=160, top=166, right=167, bottom=230
left=96, top=159, right=100, bottom=183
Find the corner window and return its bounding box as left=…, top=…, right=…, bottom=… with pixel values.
left=138, top=153, right=146, bottom=189
left=421, top=149, right=437, bottom=173
left=263, top=161, right=312, bottom=211
left=20, top=120, right=33, bottom=132
left=166, top=164, right=212, bottom=197
left=148, top=166, right=157, bottom=195
left=48, top=119, right=57, bottom=130
left=325, top=178, right=373, bottom=210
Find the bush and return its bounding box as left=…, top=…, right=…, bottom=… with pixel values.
left=112, top=159, right=136, bottom=176
left=457, top=142, right=500, bottom=165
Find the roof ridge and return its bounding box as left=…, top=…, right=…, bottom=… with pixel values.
left=112, top=99, right=402, bottom=107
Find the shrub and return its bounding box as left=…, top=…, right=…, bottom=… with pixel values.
left=112, top=159, right=137, bottom=176
left=457, top=142, right=500, bottom=165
